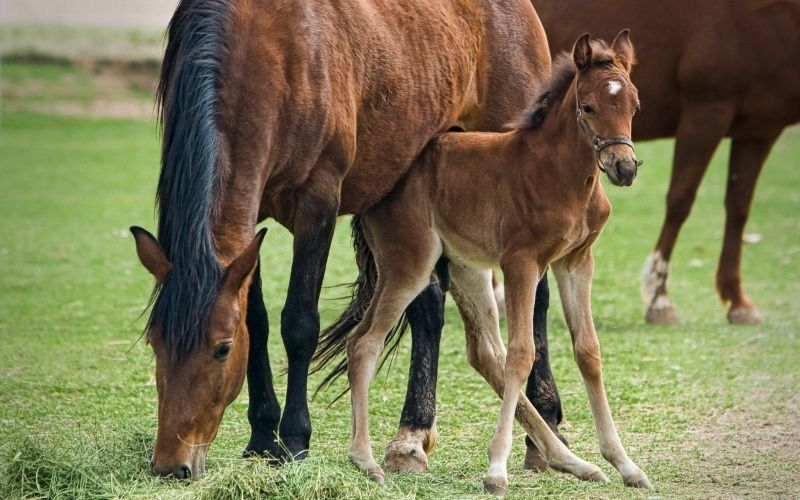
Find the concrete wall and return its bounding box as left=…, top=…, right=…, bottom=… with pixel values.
left=1, top=0, right=179, bottom=28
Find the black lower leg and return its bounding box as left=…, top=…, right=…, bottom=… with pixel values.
left=243, top=261, right=284, bottom=460
left=524, top=273, right=566, bottom=451
left=398, top=279, right=445, bottom=430
left=279, top=211, right=336, bottom=459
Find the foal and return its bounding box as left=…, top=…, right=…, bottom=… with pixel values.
left=345, top=32, right=650, bottom=494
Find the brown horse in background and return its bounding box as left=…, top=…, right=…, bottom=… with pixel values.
left=129, top=0, right=553, bottom=479
left=533, top=0, right=800, bottom=324
left=339, top=32, right=650, bottom=494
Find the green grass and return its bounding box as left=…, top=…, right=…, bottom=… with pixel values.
left=0, top=106, right=798, bottom=498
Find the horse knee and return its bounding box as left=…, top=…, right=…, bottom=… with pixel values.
left=505, top=344, right=535, bottom=383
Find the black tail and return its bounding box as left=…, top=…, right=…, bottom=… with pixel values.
left=311, top=215, right=410, bottom=400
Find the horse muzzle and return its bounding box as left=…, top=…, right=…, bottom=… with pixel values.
left=603, top=153, right=641, bottom=187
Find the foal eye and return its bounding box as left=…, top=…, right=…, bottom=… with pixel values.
left=214, top=342, right=232, bottom=360
left=581, top=105, right=595, bottom=114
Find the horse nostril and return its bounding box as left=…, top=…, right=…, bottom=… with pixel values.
left=149, top=459, right=156, bottom=474
left=177, top=464, right=192, bottom=479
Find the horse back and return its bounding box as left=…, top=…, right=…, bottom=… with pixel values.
left=216, top=0, right=550, bottom=223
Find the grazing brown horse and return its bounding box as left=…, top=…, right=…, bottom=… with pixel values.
left=338, top=32, right=650, bottom=494
left=129, top=0, right=554, bottom=479
left=533, top=0, right=800, bottom=324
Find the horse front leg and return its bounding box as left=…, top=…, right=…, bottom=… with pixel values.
left=523, top=272, right=567, bottom=471
left=554, top=252, right=651, bottom=489
left=641, top=99, right=734, bottom=324
left=717, top=135, right=777, bottom=324
left=279, top=184, right=339, bottom=460
left=243, top=260, right=284, bottom=461
left=384, top=280, right=445, bottom=474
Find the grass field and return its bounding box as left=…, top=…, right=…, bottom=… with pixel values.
left=0, top=61, right=798, bottom=499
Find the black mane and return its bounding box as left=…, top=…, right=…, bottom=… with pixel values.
left=149, top=0, right=235, bottom=360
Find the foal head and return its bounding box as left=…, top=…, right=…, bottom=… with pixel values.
left=573, top=30, right=640, bottom=186
left=131, top=227, right=266, bottom=478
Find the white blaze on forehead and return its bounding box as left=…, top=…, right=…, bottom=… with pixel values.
left=608, top=80, right=622, bottom=95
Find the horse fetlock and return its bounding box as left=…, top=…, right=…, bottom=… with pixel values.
left=243, top=433, right=285, bottom=463
left=523, top=445, right=548, bottom=471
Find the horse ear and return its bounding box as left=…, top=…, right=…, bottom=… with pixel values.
left=222, top=228, right=268, bottom=293
left=573, top=33, right=593, bottom=72
left=612, top=29, right=635, bottom=72
left=131, top=226, right=173, bottom=282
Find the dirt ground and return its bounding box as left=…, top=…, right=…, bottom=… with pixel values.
left=689, top=379, right=800, bottom=498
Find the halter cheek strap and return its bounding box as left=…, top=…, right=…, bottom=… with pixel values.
left=576, top=94, right=643, bottom=172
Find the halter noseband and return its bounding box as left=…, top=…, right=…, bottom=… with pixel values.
left=575, top=90, right=643, bottom=173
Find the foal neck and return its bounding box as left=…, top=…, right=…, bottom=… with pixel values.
left=522, top=80, right=599, bottom=191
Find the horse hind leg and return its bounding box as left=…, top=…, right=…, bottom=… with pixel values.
left=718, top=135, right=777, bottom=324
left=523, top=272, right=568, bottom=471
left=384, top=277, right=445, bottom=474
left=449, top=264, right=606, bottom=494
left=348, top=218, right=442, bottom=484
left=642, top=99, right=734, bottom=324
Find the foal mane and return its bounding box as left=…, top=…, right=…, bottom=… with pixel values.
left=148, top=0, right=235, bottom=361
left=507, top=40, right=620, bottom=131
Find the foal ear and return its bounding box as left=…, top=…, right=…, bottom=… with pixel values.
left=612, top=29, right=635, bottom=73
left=131, top=226, right=173, bottom=282
left=222, top=228, right=268, bottom=293
left=572, top=33, right=593, bottom=72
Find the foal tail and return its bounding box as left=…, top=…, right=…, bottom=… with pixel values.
left=311, top=215, right=410, bottom=400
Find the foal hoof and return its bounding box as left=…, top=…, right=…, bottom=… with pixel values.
left=587, top=469, right=610, bottom=483
left=483, top=475, right=508, bottom=497
left=645, top=301, right=680, bottom=325
left=624, top=472, right=653, bottom=489
left=728, top=306, right=762, bottom=325
left=368, top=468, right=385, bottom=486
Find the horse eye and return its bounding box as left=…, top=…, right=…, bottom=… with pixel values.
left=214, top=342, right=232, bottom=360
left=581, top=105, right=595, bottom=114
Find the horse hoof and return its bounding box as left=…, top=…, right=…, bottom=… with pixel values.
left=368, top=467, right=386, bottom=485
left=728, top=306, right=762, bottom=325
left=645, top=302, right=680, bottom=325
left=624, top=471, right=653, bottom=489
left=384, top=440, right=428, bottom=473
left=279, top=436, right=309, bottom=461
left=587, top=469, right=610, bottom=483
left=523, top=446, right=548, bottom=471
left=243, top=438, right=285, bottom=464
left=483, top=475, right=508, bottom=496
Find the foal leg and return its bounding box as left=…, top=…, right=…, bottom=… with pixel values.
left=554, top=254, right=651, bottom=489
left=523, top=273, right=567, bottom=471
left=243, top=261, right=283, bottom=460
left=641, top=100, right=734, bottom=324
left=717, top=135, right=777, bottom=324
left=279, top=177, right=340, bottom=459
left=347, top=228, right=440, bottom=484
left=450, top=263, right=605, bottom=495
left=384, top=280, right=445, bottom=473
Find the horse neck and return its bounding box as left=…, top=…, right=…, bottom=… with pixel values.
left=522, top=81, right=599, bottom=196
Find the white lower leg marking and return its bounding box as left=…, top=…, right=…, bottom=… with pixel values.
left=640, top=251, right=668, bottom=304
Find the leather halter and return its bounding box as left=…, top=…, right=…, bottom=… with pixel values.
left=575, top=89, right=643, bottom=173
